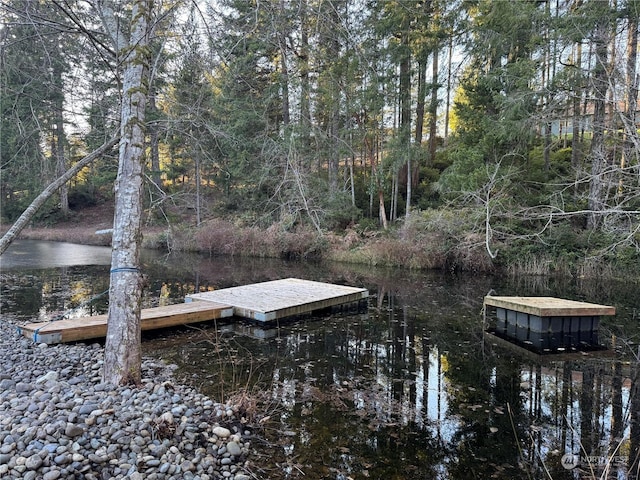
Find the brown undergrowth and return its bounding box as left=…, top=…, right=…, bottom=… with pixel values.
left=1, top=202, right=496, bottom=272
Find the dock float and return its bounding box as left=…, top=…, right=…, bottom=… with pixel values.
left=19, top=278, right=369, bottom=343
left=187, top=278, right=369, bottom=322
left=20, top=301, right=233, bottom=344
left=483, top=296, right=615, bottom=353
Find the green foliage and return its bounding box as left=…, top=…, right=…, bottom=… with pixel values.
left=3, top=0, right=638, bottom=277
left=322, top=193, right=362, bottom=230
left=436, top=145, right=487, bottom=196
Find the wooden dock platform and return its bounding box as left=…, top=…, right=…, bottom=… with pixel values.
left=483, top=295, right=615, bottom=354
left=20, top=301, right=233, bottom=344
left=483, top=296, right=616, bottom=317
left=19, top=278, right=369, bottom=344
left=187, top=278, right=369, bottom=322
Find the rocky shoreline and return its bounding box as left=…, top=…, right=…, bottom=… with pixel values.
left=0, top=320, right=253, bottom=480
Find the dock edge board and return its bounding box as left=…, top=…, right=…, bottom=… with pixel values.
left=483, top=296, right=615, bottom=317
left=19, top=301, right=234, bottom=344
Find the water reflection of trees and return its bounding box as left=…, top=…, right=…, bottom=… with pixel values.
left=1, top=266, right=110, bottom=322
left=8, top=251, right=640, bottom=479
left=150, top=276, right=640, bottom=479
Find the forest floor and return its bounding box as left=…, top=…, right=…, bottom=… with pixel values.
left=1, top=202, right=162, bottom=247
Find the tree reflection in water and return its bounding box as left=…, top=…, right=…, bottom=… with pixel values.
left=3, top=248, right=640, bottom=479
left=155, top=285, right=638, bottom=479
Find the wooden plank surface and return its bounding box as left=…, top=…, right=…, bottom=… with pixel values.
left=20, top=278, right=369, bottom=343
left=484, top=296, right=615, bottom=317
left=187, top=278, right=369, bottom=322
left=20, top=301, right=233, bottom=344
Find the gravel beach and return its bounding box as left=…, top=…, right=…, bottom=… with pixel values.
left=0, top=319, right=253, bottom=480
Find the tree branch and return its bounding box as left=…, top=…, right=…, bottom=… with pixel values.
left=0, top=135, right=120, bottom=255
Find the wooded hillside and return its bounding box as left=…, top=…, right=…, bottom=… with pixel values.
left=2, top=0, right=640, bottom=273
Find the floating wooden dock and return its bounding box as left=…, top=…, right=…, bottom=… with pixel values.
left=483, top=296, right=615, bottom=318
left=20, top=301, right=233, bottom=344
left=19, top=278, right=369, bottom=343
left=483, top=295, right=615, bottom=354
left=187, top=278, right=369, bottom=322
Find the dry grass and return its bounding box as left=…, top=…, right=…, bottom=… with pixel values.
left=3, top=202, right=498, bottom=272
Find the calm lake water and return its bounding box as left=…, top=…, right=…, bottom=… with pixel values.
left=2, top=240, right=640, bottom=479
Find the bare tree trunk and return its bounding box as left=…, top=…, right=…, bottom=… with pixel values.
left=53, top=59, right=69, bottom=216
left=571, top=40, right=583, bottom=168
left=428, top=46, right=439, bottom=166
left=444, top=35, right=453, bottom=145
left=102, top=0, right=152, bottom=386
left=299, top=0, right=311, bottom=148
left=399, top=19, right=411, bottom=217
left=279, top=0, right=290, bottom=127
left=0, top=136, right=119, bottom=255
left=621, top=10, right=639, bottom=194
left=349, top=155, right=355, bottom=207
left=391, top=172, right=397, bottom=220
left=55, top=110, right=69, bottom=217
left=194, top=150, right=202, bottom=226
left=571, top=0, right=584, bottom=168
left=543, top=0, right=552, bottom=172
left=587, top=14, right=609, bottom=230
left=379, top=189, right=388, bottom=229
left=405, top=155, right=411, bottom=218
left=415, top=58, right=427, bottom=144
left=149, top=91, right=162, bottom=189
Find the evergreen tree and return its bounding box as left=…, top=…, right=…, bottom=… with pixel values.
left=1, top=0, right=73, bottom=219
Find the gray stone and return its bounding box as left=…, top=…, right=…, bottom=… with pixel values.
left=212, top=427, right=231, bottom=439
left=226, top=441, right=242, bottom=457
left=0, top=319, right=250, bottom=480
left=64, top=424, right=84, bottom=437
left=35, top=371, right=58, bottom=384
left=0, top=444, right=15, bottom=454
left=24, top=455, right=42, bottom=470
left=16, top=382, right=34, bottom=392
left=78, top=404, right=99, bottom=415
left=23, top=471, right=37, bottom=480
left=53, top=453, right=71, bottom=465
left=43, top=470, right=62, bottom=480
left=0, top=379, right=15, bottom=390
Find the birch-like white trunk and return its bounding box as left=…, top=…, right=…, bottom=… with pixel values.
left=102, top=0, right=151, bottom=385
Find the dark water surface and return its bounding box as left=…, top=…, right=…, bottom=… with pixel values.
left=2, top=240, right=640, bottom=479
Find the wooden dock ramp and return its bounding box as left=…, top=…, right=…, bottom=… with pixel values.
left=20, top=301, right=233, bottom=344
left=187, top=277, right=369, bottom=322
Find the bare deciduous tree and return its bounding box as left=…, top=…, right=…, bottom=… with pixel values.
left=98, top=0, right=153, bottom=386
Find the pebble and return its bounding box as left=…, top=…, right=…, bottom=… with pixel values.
left=0, top=320, right=252, bottom=479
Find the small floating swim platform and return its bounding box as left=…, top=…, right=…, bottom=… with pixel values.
left=483, top=296, right=615, bottom=317
left=187, top=278, right=369, bottom=322
left=20, top=301, right=233, bottom=344
left=483, top=295, right=615, bottom=355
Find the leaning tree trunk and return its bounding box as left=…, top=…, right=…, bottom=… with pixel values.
left=102, top=0, right=152, bottom=386
left=0, top=136, right=119, bottom=255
